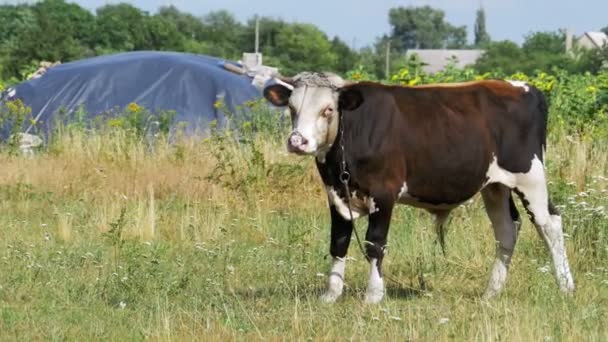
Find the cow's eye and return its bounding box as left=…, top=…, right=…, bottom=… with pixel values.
left=323, top=106, right=334, bottom=117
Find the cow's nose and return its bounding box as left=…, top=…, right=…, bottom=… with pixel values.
left=287, top=132, right=308, bottom=152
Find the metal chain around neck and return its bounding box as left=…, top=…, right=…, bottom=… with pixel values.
left=337, top=115, right=370, bottom=263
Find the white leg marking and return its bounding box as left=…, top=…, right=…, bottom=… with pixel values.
left=364, top=258, right=384, bottom=304
left=538, top=214, right=575, bottom=293
left=484, top=257, right=508, bottom=299
left=513, top=157, right=575, bottom=293
left=320, top=257, right=346, bottom=303
left=481, top=185, right=518, bottom=299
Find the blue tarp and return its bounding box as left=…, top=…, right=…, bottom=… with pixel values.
left=1, top=51, right=262, bottom=137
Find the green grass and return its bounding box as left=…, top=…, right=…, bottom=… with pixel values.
left=0, top=128, right=607, bottom=341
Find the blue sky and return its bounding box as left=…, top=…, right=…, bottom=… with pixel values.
left=4, top=0, right=605, bottom=48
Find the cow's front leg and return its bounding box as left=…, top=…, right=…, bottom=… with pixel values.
left=320, top=205, right=354, bottom=303
left=364, top=198, right=394, bottom=304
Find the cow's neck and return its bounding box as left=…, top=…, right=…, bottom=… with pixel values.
left=316, top=119, right=360, bottom=193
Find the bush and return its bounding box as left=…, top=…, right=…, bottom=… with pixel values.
left=347, top=62, right=608, bottom=139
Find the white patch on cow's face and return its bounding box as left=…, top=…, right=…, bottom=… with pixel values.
left=320, top=257, right=346, bottom=303
left=283, top=73, right=346, bottom=159
left=507, top=80, right=530, bottom=92
left=326, top=187, right=377, bottom=220
left=288, top=86, right=340, bottom=157
left=364, top=258, right=384, bottom=304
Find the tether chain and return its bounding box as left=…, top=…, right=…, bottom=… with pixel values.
left=337, top=116, right=426, bottom=293
left=337, top=119, right=370, bottom=263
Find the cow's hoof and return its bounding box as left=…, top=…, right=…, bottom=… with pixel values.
left=320, top=291, right=341, bottom=303
left=482, top=290, right=498, bottom=300
left=364, top=291, right=384, bottom=304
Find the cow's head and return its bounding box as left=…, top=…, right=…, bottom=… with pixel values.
left=264, top=72, right=362, bottom=159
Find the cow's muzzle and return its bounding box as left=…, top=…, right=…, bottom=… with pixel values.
left=287, top=131, right=309, bottom=154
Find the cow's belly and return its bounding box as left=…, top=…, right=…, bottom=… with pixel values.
left=396, top=194, right=464, bottom=211
left=397, top=163, right=486, bottom=209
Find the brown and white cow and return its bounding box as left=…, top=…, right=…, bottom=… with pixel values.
left=264, top=72, right=574, bottom=303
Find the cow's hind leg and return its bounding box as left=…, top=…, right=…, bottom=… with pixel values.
left=481, top=184, right=520, bottom=299
left=514, top=158, right=575, bottom=294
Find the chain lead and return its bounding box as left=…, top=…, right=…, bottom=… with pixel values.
left=337, top=113, right=369, bottom=262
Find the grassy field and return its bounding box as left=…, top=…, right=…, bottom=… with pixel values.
left=0, top=125, right=607, bottom=341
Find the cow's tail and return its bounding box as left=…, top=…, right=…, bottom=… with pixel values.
left=529, top=85, right=549, bottom=160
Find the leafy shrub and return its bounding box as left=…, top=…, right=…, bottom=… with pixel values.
left=347, top=63, right=608, bottom=139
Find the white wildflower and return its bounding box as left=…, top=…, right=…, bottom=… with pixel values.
left=538, top=265, right=551, bottom=273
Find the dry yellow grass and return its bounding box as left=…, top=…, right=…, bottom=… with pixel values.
left=0, top=128, right=606, bottom=340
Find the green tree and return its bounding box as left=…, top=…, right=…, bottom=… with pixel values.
left=388, top=6, right=468, bottom=51
left=474, top=40, right=525, bottom=74
left=574, top=45, right=608, bottom=73
left=601, top=26, right=608, bottom=36
left=199, top=10, right=245, bottom=59
left=474, top=7, right=491, bottom=47
left=241, top=17, right=354, bottom=75
left=143, top=15, right=184, bottom=51
left=0, top=4, right=36, bottom=77
left=522, top=31, right=565, bottom=55
left=94, top=3, right=150, bottom=52
left=241, top=17, right=288, bottom=54
left=0, top=5, right=36, bottom=47
left=158, top=6, right=206, bottom=41
left=521, top=31, right=570, bottom=72
left=4, top=0, right=95, bottom=78
left=330, top=37, right=359, bottom=74
left=270, top=23, right=337, bottom=75
left=157, top=6, right=215, bottom=55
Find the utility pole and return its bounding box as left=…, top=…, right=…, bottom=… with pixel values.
left=385, top=40, right=391, bottom=80
left=255, top=16, right=260, bottom=54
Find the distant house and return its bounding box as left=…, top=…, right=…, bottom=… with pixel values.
left=405, top=49, right=485, bottom=74
left=576, top=31, right=608, bottom=49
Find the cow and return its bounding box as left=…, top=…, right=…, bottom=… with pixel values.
left=263, top=72, right=574, bottom=304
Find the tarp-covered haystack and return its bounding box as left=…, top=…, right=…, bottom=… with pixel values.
left=1, top=51, right=265, bottom=138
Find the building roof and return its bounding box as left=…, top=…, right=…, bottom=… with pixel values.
left=405, top=49, right=485, bottom=73
left=582, top=31, right=608, bottom=48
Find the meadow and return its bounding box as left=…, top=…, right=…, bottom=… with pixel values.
left=1, top=70, right=608, bottom=340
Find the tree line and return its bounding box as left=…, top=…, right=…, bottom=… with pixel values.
left=0, top=0, right=606, bottom=81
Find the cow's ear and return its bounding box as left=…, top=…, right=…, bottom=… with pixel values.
left=339, top=88, right=364, bottom=111
left=264, top=84, right=292, bottom=107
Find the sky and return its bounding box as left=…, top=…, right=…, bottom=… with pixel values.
left=4, top=0, right=606, bottom=48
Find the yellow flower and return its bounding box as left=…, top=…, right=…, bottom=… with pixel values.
left=408, top=76, right=421, bottom=86
left=126, top=102, right=143, bottom=113
left=107, top=118, right=124, bottom=128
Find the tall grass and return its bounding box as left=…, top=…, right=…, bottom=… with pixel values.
left=0, top=109, right=607, bottom=340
